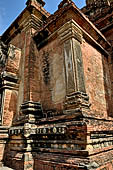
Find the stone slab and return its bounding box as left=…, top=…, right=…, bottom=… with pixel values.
left=0, top=167, right=13, bottom=170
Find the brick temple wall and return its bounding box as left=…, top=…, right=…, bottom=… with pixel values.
left=4, top=33, right=113, bottom=170
left=29, top=34, right=112, bottom=119
left=81, top=41, right=112, bottom=119
left=1, top=0, right=113, bottom=169
left=38, top=38, right=65, bottom=111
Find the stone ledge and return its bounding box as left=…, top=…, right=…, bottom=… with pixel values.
left=0, top=167, right=13, bottom=170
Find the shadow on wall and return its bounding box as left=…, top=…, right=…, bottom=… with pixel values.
left=102, top=54, right=113, bottom=118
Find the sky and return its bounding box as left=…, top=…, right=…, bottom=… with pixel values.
left=0, top=0, right=86, bottom=35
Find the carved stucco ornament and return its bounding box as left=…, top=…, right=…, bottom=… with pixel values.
left=42, top=51, right=50, bottom=84
left=86, top=0, right=112, bottom=6
left=0, top=38, right=8, bottom=68
left=8, top=44, right=16, bottom=59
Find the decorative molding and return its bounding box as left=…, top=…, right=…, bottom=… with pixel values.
left=58, top=19, right=83, bottom=43
left=58, top=0, right=72, bottom=9
left=9, top=126, right=23, bottom=136
left=22, top=14, right=42, bottom=32
left=0, top=39, right=8, bottom=68
left=26, top=0, right=45, bottom=7
left=8, top=44, right=16, bottom=59
left=86, top=0, right=111, bottom=6
left=64, top=91, right=90, bottom=111
left=9, top=124, right=66, bottom=137
left=20, top=101, right=43, bottom=116
left=58, top=21, right=86, bottom=94
left=0, top=71, right=18, bottom=89
left=83, top=0, right=113, bottom=25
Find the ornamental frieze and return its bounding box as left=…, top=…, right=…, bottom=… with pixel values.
left=9, top=125, right=67, bottom=136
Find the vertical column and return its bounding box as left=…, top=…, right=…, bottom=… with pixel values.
left=58, top=19, right=90, bottom=112
left=58, top=19, right=86, bottom=94
left=64, top=39, right=76, bottom=94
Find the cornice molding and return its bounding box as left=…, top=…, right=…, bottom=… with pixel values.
left=58, top=19, right=83, bottom=43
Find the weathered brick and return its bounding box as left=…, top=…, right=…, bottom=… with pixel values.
left=0, top=0, right=113, bottom=170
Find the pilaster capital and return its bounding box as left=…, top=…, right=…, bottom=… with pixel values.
left=58, top=19, right=83, bottom=43
left=20, top=101, right=43, bottom=116
left=64, top=91, right=91, bottom=112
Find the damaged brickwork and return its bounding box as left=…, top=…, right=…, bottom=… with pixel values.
left=0, top=0, right=113, bottom=170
